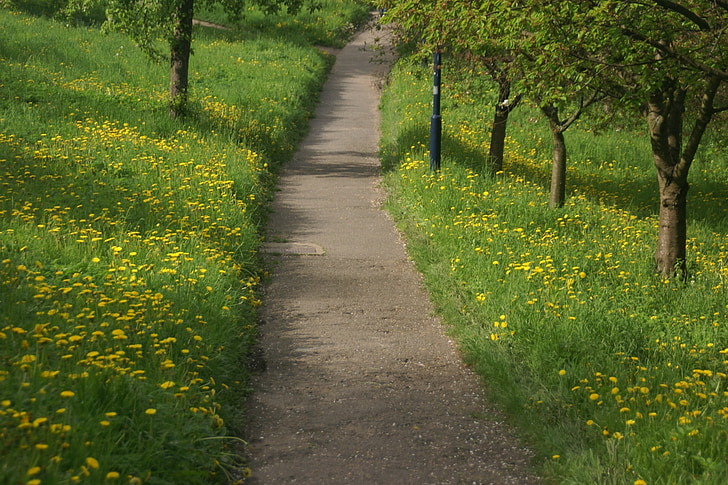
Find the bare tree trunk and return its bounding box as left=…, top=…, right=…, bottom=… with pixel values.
left=646, top=76, right=720, bottom=276
left=541, top=104, right=567, bottom=208
left=488, top=81, right=510, bottom=176
left=487, top=79, right=521, bottom=177
left=169, top=0, right=194, bottom=119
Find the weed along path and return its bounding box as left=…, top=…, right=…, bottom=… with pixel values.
left=242, top=20, right=540, bottom=485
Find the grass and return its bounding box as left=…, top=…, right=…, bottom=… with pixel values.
left=197, top=0, right=371, bottom=48
left=380, top=59, right=728, bottom=484
left=0, top=2, right=369, bottom=483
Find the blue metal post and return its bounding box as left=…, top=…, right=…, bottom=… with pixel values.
left=429, top=49, right=442, bottom=171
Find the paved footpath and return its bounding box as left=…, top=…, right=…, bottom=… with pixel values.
left=243, top=19, right=541, bottom=485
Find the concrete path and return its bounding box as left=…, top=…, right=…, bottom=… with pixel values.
left=243, top=19, right=540, bottom=485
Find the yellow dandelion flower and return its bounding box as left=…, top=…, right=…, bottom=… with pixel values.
left=160, top=381, right=175, bottom=389
left=60, top=391, right=75, bottom=398
left=86, top=457, right=99, bottom=469
left=106, top=471, right=120, bottom=480
left=558, top=369, right=566, bottom=376
left=589, top=393, right=599, bottom=401
left=145, top=408, right=157, bottom=415
left=27, top=466, right=41, bottom=476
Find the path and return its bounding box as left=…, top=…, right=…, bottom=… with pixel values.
left=243, top=19, right=540, bottom=485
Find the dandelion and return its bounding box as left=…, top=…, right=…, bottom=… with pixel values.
left=145, top=408, right=157, bottom=415
left=27, top=466, right=41, bottom=476
left=106, top=471, right=120, bottom=479
left=86, top=457, right=99, bottom=469
left=559, top=369, right=566, bottom=376
left=60, top=391, right=75, bottom=398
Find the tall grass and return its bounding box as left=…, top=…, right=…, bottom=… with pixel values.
left=0, top=2, right=368, bottom=483
left=198, top=0, right=371, bottom=48
left=381, top=60, right=728, bottom=484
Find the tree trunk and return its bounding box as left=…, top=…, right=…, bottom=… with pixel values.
left=488, top=80, right=510, bottom=176
left=541, top=104, right=567, bottom=208
left=169, top=0, right=194, bottom=119
left=646, top=76, right=720, bottom=276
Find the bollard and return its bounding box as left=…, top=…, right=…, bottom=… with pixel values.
left=429, top=49, right=442, bottom=172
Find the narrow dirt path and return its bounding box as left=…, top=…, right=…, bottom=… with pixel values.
left=243, top=19, right=541, bottom=485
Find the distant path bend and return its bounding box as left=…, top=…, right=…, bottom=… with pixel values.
left=243, top=18, right=541, bottom=485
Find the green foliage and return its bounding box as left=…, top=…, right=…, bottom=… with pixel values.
left=60, top=0, right=322, bottom=60
left=381, top=61, right=728, bottom=484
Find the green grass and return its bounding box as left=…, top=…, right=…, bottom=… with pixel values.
left=0, top=2, right=368, bottom=483
left=197, top=0, right=371, bottom=48
left=380, top=60, right=728, bottom=484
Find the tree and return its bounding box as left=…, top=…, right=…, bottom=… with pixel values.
left=387, top=1, right=728, bottom=275
left=67, top=0, right=309, bottom=118
left=506, top=0, right=728, bottom=275
left=540, top=93, right=602, bottom=208
left=383, top=0, right=524, bottom=176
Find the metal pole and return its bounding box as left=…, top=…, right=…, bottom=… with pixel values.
left=429, top=49, right=442, bottom=172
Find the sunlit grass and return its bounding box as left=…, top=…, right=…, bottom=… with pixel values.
left=197, top=0, right=371, bottom=47
left=0, top=2, right=365, bottom=483
left=381, top=61, right=728, bottom=484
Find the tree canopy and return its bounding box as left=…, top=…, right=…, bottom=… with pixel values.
left=66, top=0, right=312, bottom=117
left=385, top=0, right=728, bottom=275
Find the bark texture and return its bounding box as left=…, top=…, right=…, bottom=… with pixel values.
left=169, top=0, right=194, bottom=119
left=646, top=76, right=720, bottom=276
left=541, top=104, right=567, bottom=209
left=487, top=79, right=521, bottom=176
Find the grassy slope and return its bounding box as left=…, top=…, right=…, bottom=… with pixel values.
left=0, top=2, right=369, bottom=484
left=380, top=59, right=728, bottom=484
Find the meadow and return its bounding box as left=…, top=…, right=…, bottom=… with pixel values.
left=0, top=1, right=369, bottom=483
left=380, top=59, right=728, bottom=484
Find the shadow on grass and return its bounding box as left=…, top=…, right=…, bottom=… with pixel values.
left=381, top=121, right=728, bottom=237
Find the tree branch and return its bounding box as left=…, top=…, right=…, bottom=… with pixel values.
left=681, top=75, right=722, bottom=172
left=621, top=27, right=728, bottom=80
left=652, top=0, right=711, bottom=31
left=559, top=90, right=605, bottom=132
left=715, top=0, right=728, bottom=13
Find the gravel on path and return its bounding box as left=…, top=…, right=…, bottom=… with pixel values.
left=242, top=17, right=541, bottom=485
